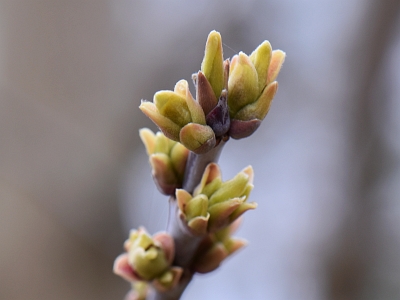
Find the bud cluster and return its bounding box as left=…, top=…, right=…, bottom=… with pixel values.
left=115, top=30, right=285, bottom=299
left=113, top=228, right=183, bottom=294
left=228, top=43, right=285, bottom=139
left=140, top=30, right=285, bottom=154
left=177, top=163, right=257, bottom=234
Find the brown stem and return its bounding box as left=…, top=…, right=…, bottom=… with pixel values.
left=148, top=139, right=226, bottom=300
left=182, top=139, right=227, bottom=193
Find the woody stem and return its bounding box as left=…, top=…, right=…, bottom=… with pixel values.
left=148, top=139, right=226, bottom=300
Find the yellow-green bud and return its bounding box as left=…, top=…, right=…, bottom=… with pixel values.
left=207, top=197, right=244, bottom=231
left=208, top=172, right=250, bottom=206
left=154, top=90, right=191, bottom=128
left=250, top=40, right=272, bottom=94
left=139, top=102, right=181, bottom=141
left=152, top=267, right=183, bottom=292
left=267, top=50, right=286, bottom=84
left=226, top=41, right=285, bottom=139
left=179, top=123, right=216, bottom=154
left=185, top=194, right=209, bottom=220
left=234, top=81, right=278, bottom=121
left=193, top=221, right=247, bottom=274
left=127, top=229, right=169, bottom=281
left=228, top=52, right=259, bottom=117
left=176, top=189, right=210, bottom=235
left=201, top=30, right=224, bottom=100
left=174, top=80, right=206, bottom=125
left=179, top=163, right=257, bottom=233
left=169, top=142, right=189, bottom=181
left=139, top=129, right=189, bottom=195
left=140, top=78, right=218, bottom=154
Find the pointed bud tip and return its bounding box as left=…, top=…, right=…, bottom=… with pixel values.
left=139, top=128, right=156, bottom=156
left=267, top=50, right=286, bottom=84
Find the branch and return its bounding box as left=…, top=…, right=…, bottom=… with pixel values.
left=149, top=140, right=226, bottom=300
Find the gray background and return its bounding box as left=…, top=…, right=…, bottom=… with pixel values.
left=1, top=0, right=400, bottom=299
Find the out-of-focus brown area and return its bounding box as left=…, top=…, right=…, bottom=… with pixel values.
left=1, top=0, right=400, bottom=299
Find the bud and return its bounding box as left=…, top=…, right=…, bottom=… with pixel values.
left=227, top=52, right=259, bottom=117
left=154, top=90, right=192, bottom=128
left=113, top=228, right=183, bottom=291
left=139, top=129, right=189, bottom=195
left=140, top=79, right=217, bottom=153
left=250, top=40, right=272, bottom=94
left=139, top=101, right=181, bottom=141
left=176, top=163, right=257, bottom=233
left=193, top=219, right=247, bottom=273
left=196, top=163, right=257, bottom=232
left=234, top=81, right=278, bottom=121
left=228, top=119, right=261, bottom=140
left=227, top=41, right=285, bottom=139
left=179, top=123, right=216, bottom=154
left=153, top=267, right=183, bottom=292
left=176, top=189, right=210, bottom=235
left=201, top=30, right=224, bottom=101
left=267, top=50, right=286, bottom=84
left=127, top=229, right=170, bottom=280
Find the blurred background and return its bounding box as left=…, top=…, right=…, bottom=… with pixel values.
left=1, top=0, right=400, bottom=299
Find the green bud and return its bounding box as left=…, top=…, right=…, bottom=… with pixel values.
left=188, top=164, right=256, bottom=232
left=214, top=225, right=247, bottom=255
left=169, top=143, right=189, bottom=181
left=201, top=30, right=224, bottom=100
left=176, top=189, right=192, bottom=213
left=154, top=131, right=172, bottom=154
left=158, top=270, right=173, bottom=285
left=139, top=102, right=181, bottom=141
left=234, top=81, right=278, bottom=121
left=193, top=163, right=221, bottom=196
left=226, top=42, right=284, bottom=139
left=127, top=229, right=170, bottom=281
left=130, top=229, right=153, bottom=249
left=154, top=91, right=191, bottom=128
left=141, top=75, right=220, bottom=154
left=208, top=197, right=243, bottom=231
left=152, top=267, right=183, bottom=292
left=250, top=40, right=272, bottom=94
left=227, top=52, right=259, bottom=117
left=139, top=128, right=156, bottom=155
left=174, top=80, right=206, bottom=125
left=176, top=189, right=210, bottom=235
left=200, top=177, right=222, bottom=198
left=150, top=154, right=178, bottom=187
left=140, top=129, right=188, bottom=195
left=129, top=248, right=169, bottom=281
left=185, top=194, right=209, bottom=220
left=208, top=172, right=250, bottom=206
left=187, top=214, right=210, bottom=235
left=179, top=123, right=216, bottom=154
left=267, top=50, right=286, bottom=84
left=193, top=222, right=247, bottom=274
left=229, top=201, right=258, bottom=223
